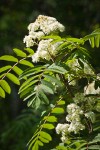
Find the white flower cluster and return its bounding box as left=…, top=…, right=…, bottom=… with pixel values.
left=56, top=103, right=85, bottom=143
left=23, top=15, right=65, bottom=47
left=32, top=39, right=61, bottom=62
left=23, top=15, right=65, bottom=62
left=84, top=81, right=100, bottom=95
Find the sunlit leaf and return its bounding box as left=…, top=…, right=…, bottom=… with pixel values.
left=45, top=116, right=57, bottom=122
left=13, top=48, right=27, bottom=57
left=39, top=136, right=49, bottom=143
left=52, top=108, right=64, bottom=114
left=19, top=60, right=33, bottom=67
left=0, top=87, right=5, bottom=98
left=0, top=66, right=11, bottom=73
left=37, top=140, right=44, bottom=146
left=0, top=80, right=11, bottom=94
left=12, top=66, right=23, bottom=75
left=6, top=73, right=20, bottom=85
left=39, top=131, right=52, bottom=141
left=43, top=123, right=54, bottom=129
left=58, top=100, right=65, bottom=105
left=0, top=55, right=18, bottom=62
left=24, top=48, right=34, bottom=54
left=95, top=35, right=100, bottom=48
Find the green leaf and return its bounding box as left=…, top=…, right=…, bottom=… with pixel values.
left=95, top=35, right=100, bottom=48
left=12, top=66, right=23, bottom=75
left=56, top=145, right=67, bottom=150
left=37, top=140, right=44, bottom=146
left=27, top=97, right=36, bottom=107
left=20, top=87, right=33, bottom=98
left=28, top=137, right=37, bottom=150
left=0, top=55, right=18, bottom=62
left=90, top=133, right=100, bottom=144
left=78, top=59, right=84, bottom=68
left=58, top=100, right=65, bottom=105
left=13, top=48, right=27, bottom=57
left=19, top=75, right=39, bottom=91
left=0, top=80, right=11, bottom=94
left=23, top=92, right=36, bottom=101
left=19, top=80, right=38, bottom=93
left=43, top=35, right=61, bottom=40
left=89, top=37, right=95, bottom=48
left=19, top=65, right=45, bottom=79
left=67, top=37, right=84, bottom=44
left=6, top=73, right=20, bottom=85
left=19, top=60, right=34, bottom=67
left=24, top=48, right=34, bottom=54
left=83, top=30, right=100, bottom=41
left=43, top=123, right=54, bottom=129
left=43, top=75, right=62, bottom=87
left=79, top=47, right=90, bottom=57
left=39, top=131, right=52, bottom=141
left=52, top=108, right=64, bottom=114
left=45, top=116, right=57, bottom=122
left=47, top=63, right=67, bottom=74
left=88, top=145, right=100, bottom=149
left=0, top=65, right=11, bottom=73
left=41, top=80, right=55, bottom=92
left=35, top=96, right=41, bottom=109
left=32, top=141, right=38, bottom=150
left=39, top=136, right=49, bottom=143
left=38, top=90, right=49, bottom=104
left=0, top=87, right=5, bottom=98
left=56, top=41, right=70, bottom=52
left=40, top=84, right=54, bottom=94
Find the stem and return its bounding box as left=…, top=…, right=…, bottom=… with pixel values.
left=27, top=97, right=63, bottom=146
left=0, top=57, right=26, bottom=82
left=61, top=74, right=74, bottom=98
left=86, top=142, right=89, bottom=150
left=85, top=117, right=93, bottom=134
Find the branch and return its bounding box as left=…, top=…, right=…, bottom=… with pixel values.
left=0, top=57, right=26, bottom=82
left=61, top=74, right=74, bottom=98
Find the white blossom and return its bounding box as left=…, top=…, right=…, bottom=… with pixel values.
left=28, top=22, right=39, bottom=31
left=36, top=15, right=65, bottom=34
left=32, top=52, right=40, bottom=63
left=67, top=103, right=83, bottom=115
left=68, top=121, right=85, bottom=134
left=61, top=124, right=70, bottom=133
left=56, top=123, right=63, bottom=134
left=66, top=114, right=80, bottom=122
left=23, top=15, right=65, bottom=48
left=84, top=81, right=100, bottom=95
left=56, top=103, right=85, bottom=142
left=23, top=35, right=35, bottom=47
left=32, top=39, right=62, bottom=62
left=61, top=136, right=68, bottom=143
left=29, top=31, right=45, bottom=40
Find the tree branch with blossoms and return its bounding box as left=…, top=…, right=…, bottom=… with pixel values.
left=0, top=15, right=100, bottom=150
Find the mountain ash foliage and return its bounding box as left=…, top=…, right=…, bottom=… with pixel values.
left=0, top=15, right=100, bottom=150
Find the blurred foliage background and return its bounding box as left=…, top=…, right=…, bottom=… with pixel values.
left=0, top=0, right=100, bottom=150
